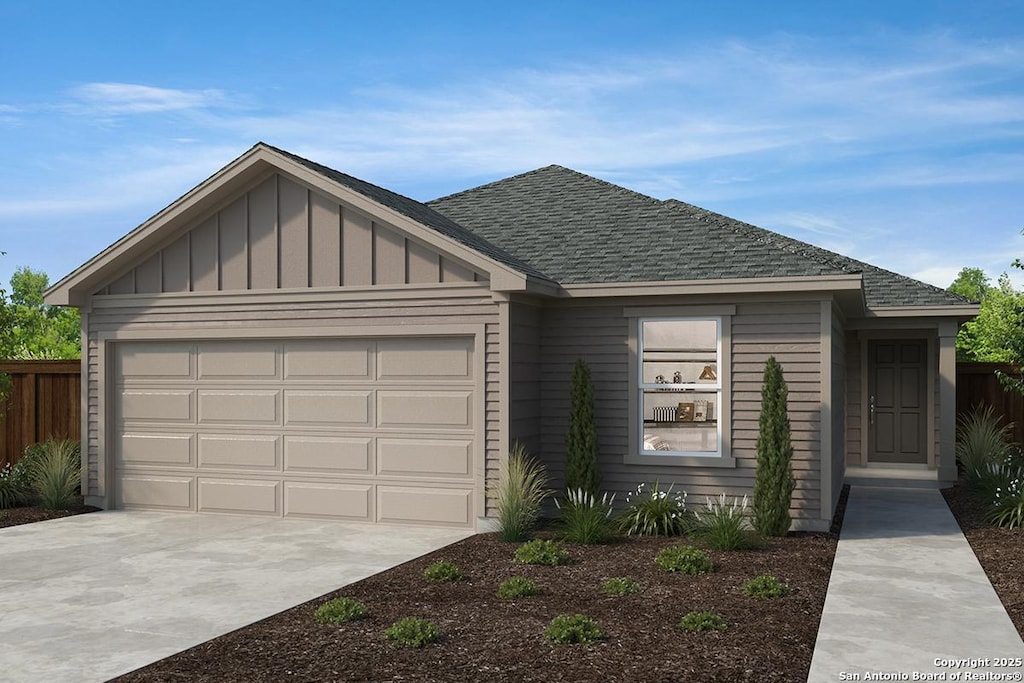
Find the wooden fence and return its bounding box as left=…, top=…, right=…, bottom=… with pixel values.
left=957, top=362, right=1024, bottom=445
left=0, top=361, right=81, bottom=469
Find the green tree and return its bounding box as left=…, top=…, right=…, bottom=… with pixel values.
left=0, top=267, right=81, bottom=360
left=753, top=356, right=795, bottom=537
left=949, top=272, right=1024, bottom=363
left=565, top=358, right=600, bottom=495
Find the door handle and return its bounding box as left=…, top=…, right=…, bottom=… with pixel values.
left=870, top=395, right=875, bottom=425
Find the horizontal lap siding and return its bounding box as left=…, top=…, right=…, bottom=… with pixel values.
left=509, top=302, right=542, bottom=457
left=831, top=307, right=846, bottom=515
left=84, top=290, right=500, bottom=504
left=539, top=300, right=823, bottom=522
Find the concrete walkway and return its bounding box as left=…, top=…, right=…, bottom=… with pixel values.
left=808, top=486, right=1024, bottom=682
left=0, top=511, right=471, bottom=683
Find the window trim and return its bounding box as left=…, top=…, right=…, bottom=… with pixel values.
left=623, top=306, right=735, bottom=468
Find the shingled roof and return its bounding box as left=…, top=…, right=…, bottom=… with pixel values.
left=428, top=165, right=970, bottom=309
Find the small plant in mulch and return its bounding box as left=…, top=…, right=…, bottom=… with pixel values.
left=654, top=545, right=713, bottom=574
left=679, top=611, right=727, bottom=633
left=544, top=613, right=605, bottom=644
left=496, top=576, right=539, bottom=599
left=742, top=574, right=789, bottom=598
left=491, top=442, right=550, bottom=542
left=313, top=597, right=368, bottom=624
left=555, top=487, right=616, bottom=544
left=384, top=617, right=440, bottom=648
left=600, top=577, right=642, bottom=596
left=514, top=539, right=571, bottom=566
left=616, top=481, right=688, bottom=536
left=423, top=560, right=465, bottom=582
left=687, top=493, right=762, bottom=551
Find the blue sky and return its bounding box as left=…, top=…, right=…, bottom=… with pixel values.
left=2, top=1, right=1023, bottom=293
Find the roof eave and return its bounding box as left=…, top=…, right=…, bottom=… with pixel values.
left=867, top=304, right=980, bottom=321
left=558, top=274, right=864, bottom=299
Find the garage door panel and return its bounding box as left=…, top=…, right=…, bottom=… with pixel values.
left=284, top=482, right=371, bottom=520
left=377, top=338, right=471, bottom=380
left=119, top=475, right=193, bottom=511
left=377, top=438, right=472, bottom=477
left=199, top=390, right=279, bottom=423
left=284, top=341, right=372, bottom=379
left=377, top=486, right=472, bottom=527
left=199, top=435, right=280, bottom=469
left=284, top=436, right=372, bottom=473
left=198, top=478, right=280, bottom=515
left=198, top=342, right=278, bottom=379
left=119, top=433, right=193, bottom=467
left=284, top=391, right=370, bottom=425
left=116, top=343, right=192, bottom=379
left=120, top=390, right=193, bottom=423
left=377, top=391, right=472, bottom=429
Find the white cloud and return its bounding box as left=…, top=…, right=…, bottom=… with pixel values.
left=69, top=82, right=227, bottom=114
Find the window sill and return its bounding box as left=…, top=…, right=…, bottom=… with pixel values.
left=623, top=453, right=737, bottom=468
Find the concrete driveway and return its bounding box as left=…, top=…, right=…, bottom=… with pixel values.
left=0, top=510, right=472, bottom=683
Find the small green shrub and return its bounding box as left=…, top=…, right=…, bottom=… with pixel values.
left=28, top=439, right=81, bottom=510
left=679, top=611, right=727, bottom=633
left=490, top=442, right=550, bottom=542
left=0, top=463, right=27, bottom=509
left=423, top=561, right=465, bottom=582
left=742, top=574, right=789, bottom=598
left=556, top=487, right=616, bottom=544
left=514, top=539, right=571, bottom=566
left=313, top=597, right=368, bottom=624
left=543, top=613, right=605, bottom=644
left=957, top=406, right=1014, bottom=497
left=384, top=617, right=440, bottom=648
left=616, top=482, right=687, bottom=536
left=655, top=545, right=713, bottom=574
left=496, top=576, right=539, bottom=599
left=987, top=474, right=1024, bottom=528
left=600, top=577, right=641, bottom=596
left=687, top=493, right=760, bottom=550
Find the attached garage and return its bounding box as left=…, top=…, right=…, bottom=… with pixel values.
left=112, top=336, right=481, bottom=527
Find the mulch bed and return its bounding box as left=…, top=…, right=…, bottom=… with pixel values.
left=0, top=499, right=100, bottom=528
left=942, top=482, right=1024, bottom=638
left=112, top=492, right=848, bottom=683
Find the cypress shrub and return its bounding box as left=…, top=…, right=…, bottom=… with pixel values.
left=753, top=356, right=795, bottom=536
left=565, top=358, right=600, bottom=495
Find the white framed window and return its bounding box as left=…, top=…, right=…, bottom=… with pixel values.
left=624, top=307, right=734, bottom=467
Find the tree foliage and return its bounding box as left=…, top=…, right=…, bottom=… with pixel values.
left=947, top=268, right=1024, bottom=364
left=0, top=267, right=81, bottom=360
left=565, top=358, right=600, bottom=495
left=753, top=356, right=795, bottom=537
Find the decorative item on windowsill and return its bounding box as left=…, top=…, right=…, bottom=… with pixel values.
left=653, top=406, right=677, bottom=422
left=676, top=402, right=695, bottom=422
left=672, top=371, right=682, bottom=384
left=693, top=399, right=709, bottom=422
left=698, top=365, right=717, bottom=381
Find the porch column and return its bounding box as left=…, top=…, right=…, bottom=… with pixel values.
left=938, top=321, right=958, bottom=483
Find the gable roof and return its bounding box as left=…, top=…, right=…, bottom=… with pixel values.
left=428, top=165, right=971, bottom=309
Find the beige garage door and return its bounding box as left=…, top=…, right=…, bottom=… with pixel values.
left=112, top=337, right=478, bottom=527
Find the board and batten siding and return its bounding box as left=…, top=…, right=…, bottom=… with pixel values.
left=83, top=286, right=501, bottom=513
left=97, top=173, right=485, bottom=297
left=537, top=298, right=827, bottom=527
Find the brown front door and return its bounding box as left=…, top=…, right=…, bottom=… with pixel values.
left=868, top=340, right=927, bottom=464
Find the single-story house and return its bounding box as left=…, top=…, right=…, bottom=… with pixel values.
left=45, top=143, right=978, bottom=531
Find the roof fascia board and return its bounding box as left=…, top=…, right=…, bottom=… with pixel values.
left=558, top=274, right=864, bottom=298
left=257, top=147, right=531, bottom=292
left=867, top=305, right=980, bottom=319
